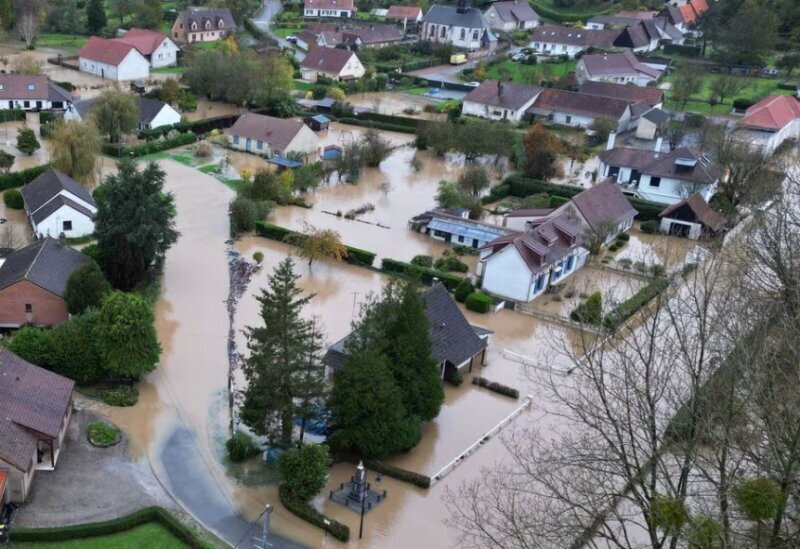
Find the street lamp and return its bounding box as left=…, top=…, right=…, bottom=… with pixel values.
left=358, top=466, right=383, bottom=539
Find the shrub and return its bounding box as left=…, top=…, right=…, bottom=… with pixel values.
left=277, top=444, right=330, bottom=502
left=616, top=232, right=630, bottom=242
left=3, top=188, right=23, bottom=209
left=226, top=431, right=260, bottom=463
left=472, top=376, right=519, bottom=398
left=193, top=140, right=213, bottom=157
left=454, top=278, right=475, bottom=303
left=732, top=98, right=756, bottom=111
left=465, top=292, right=492, bottom=313
left=548, top=195, right=569, bottom=208
left=434, top=255, right=469, bottom=273
left=380, top=258, right=464, bottom=291
left=230, top=196, right=260, bottom=235
left=65, top=262, right=111, bottom=315
left=252, top=251, right=264, bottom=264
left=450, top=371, right=464, bottom=386
left=344, top=246, right=376, bottom=267
left=411, top=254, right=434, bottom=268
left=103, top=131, right=197, bottom=158
left=453, top=245, right=479, bottom=256
left=640, top=220, right=659, bottom=234
left=100, top=385, right=139, bottom=407
left=361, top=459, right=431, bottom=488
left=0, top=164, right=48, bottom=191
left=570, top=291, right=602, bottom=325
left=603, top=277, right=669, bottom=329
left=608, top=242, right=622, bottom=252
left=279, top=484, right=350, bottom=542
left=87, top=421, right=120, bottom=447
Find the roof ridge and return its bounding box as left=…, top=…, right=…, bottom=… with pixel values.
left=23, top=238, right=49, bottom=282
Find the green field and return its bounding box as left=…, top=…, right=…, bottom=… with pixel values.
left=482, top=59, right=576, bottom=85
left=35, top=33, right=88, bottom=50
left=273, top=26, right=304, bottom=39
left=663, top=71, right=793, bottom=114
left=293, top=80, right=315, bottom=91
left=18, top=523, right=186, bottom=549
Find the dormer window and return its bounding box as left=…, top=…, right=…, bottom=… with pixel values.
left=27, top=84, right=35, bottom=91
left=204, top=20, right=211, bottom=30
left=191, top=21, right=197, bottom=30
left=218, top=19, right=224, bottom=28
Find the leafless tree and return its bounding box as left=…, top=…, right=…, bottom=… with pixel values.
left=15, top=9, right=39, bottom=50
left=660, top=120, right=686, bottom=152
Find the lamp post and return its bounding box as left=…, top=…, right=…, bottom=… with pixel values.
left=357, top=464, right=382, bottom=539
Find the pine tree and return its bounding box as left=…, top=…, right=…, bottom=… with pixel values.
left=86, top=0, right=108, bottom=34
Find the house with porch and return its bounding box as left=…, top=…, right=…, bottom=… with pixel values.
left=171, top=8, right=236, bottom=43
left=228, top=113, right=320, bottom=158
left=0, top=75, right=73, bottom=111
left=659, top=194, right=725, bottom=239
left=421, top=1, right=497, bottom=51
left=324, top=284, right=491, bottom=382
left=484, top=1, right=541, bottom=32
left=21, top=168, right=97, bottom=239
left=408, top=208, right=512, bottom=249
left=462, top=80, right=542, bottom=122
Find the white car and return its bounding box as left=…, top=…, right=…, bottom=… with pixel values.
left=465, top=81, right=480, bottom=87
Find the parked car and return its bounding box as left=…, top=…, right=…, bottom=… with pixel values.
left=511, top=52, right=526, bottom=62
left=464, top=81, right=480, bottom=87
left=286, top=35, right=298, bottom=44
left=760, top=68, right=779, bottom=77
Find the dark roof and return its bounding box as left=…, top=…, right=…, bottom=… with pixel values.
left=0, top=349, right=74, bottom=471
left=30, top=194, right=96, bottom=225
left=300, top=47, right=358, bottom=74
left=532, top=25, right=619, bottom=47
left=599, top=146, right=723, bottom=185
left=531, top=88, right=631, bottom=120
left=571, top=179, right=637, bottom=232
left=505, top=207, right=554, bottom=218
left=660, top=193, right=725, bottom=231
left=464, top=80, right=542, bottom=111
left=580, top=51, right=662, bottom=79
left=229, top=112, right=310, bottom=153
left=423, top=5, right=489, bottom=29
left=664, top=4, right=685, bottom=26
left=137, top=96, right=170, bottom=124
left=323, top=284, right=489, bottom=370
left=488, top=1, right=540, bottom=23
left=0, top=237, right=90, bottom=297
left=578, top=80, right=664, bottom=106
left=588, top=15, right=642, bottom=27
left=21, top=168, right=96, bottom=215
left=342, top=25, right=403, bottom=45
left=70, top=98, right=93, bottom=120
left=642, top=107, right=670, bottom=124
left=178, top=8, right=236, bottom=32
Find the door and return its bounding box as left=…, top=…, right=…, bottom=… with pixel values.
left=630, top=169, right=642, bottom=185
left=668, top=221, right=691, bottom=237
left=246, top=138, right=252, bottom=152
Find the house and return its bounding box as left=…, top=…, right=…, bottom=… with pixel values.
left=576, top=51, right=663, bottom=86
left=735, top=94, right=800, bottom=154
left=172, top=8, right=236, bottom=43
left=421, top=1, right=497, bottom=51
left=613, top=19, right=684, bottom=52
left=64, top=97, right=181, bottom=132
left=528, top=88, right=634, bottom=132
left=228, top=113, right=320, bottom=157
left=20, top=169, right=97, bottom=239
left=341, top=25, right=404, bottom=48
left=324, top=283, right=491, bottom=382
left=294, top=29, right=342, bottom=50
left=0, top=349, right=74, bottom=503
left=112, top=28, right=179, bottom=68
left=300, top=47, right=365, bottom=82
left=484, top=1, right=541, bottom=32
left=599, top=134, right=724, bottom=205
left=0, top=75, right=73, bottom=111
left=529, top=25, right=618, bottom=58
left=479, top=214, right=588, bottom=303
left=408, top=208, right=512, bottom=249
left=78, top=36, right=150, bottom=81
left=462, top=80, right=542, bottom=121
left=303, top=0, right=357, bottom=18
left=0, top=237, right=91, bottom=328
left=663, top=4, right=688, bottom=32
left=659, top=193, right=725, bottom=239
left=636, top=108, right=670, bottom=140
left=678, top=0, right=708, bottom=28
left=386, top=5, right=423, bottom=23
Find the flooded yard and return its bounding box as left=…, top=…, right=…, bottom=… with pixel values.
left=343, top=92, right=446, bottom=120
left=610, top=225, right=702, bottom=272
left=0, top=189, right=32, bottom=246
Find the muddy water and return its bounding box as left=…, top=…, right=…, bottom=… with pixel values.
left=343, top=92, right=446, bottom=120
left=0, top=189, right=32, bottom=246
left=184, top=99, right=243, bottom=122
left=612, top=224, right=700, bottom=271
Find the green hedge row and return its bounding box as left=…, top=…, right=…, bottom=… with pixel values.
left=603, top=276, right=669, bottom=329
left=254, top=221, right=377, bottom=267
left=663, top=44, right=701, bottom=57
left=336, top=117, right=416, bottom=134
left=279, top=484, right=350, bottom=542
left=472, top=376, right=519, bottom=399
left=103, top=132, right=197, bottom=158
left=465, top=291, right=491, bottom=313
left=11, top=506, right=210, bottom=547
left=363, top=459, right=431, bottom=489
left=380, top=257, right=463, bottom=291
left=0, top=164, right=49, bottom=191
left=357, top=112, right=419, bottom=130
left=0, top=109, right=26, bottom=123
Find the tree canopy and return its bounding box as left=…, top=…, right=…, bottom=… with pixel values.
left=94, top=291, right=161, bottom=378
left=64, top=262, right=112, bottom=315
left=90, top=90, right=139, bottom=143
left=49, top=120, right=102, bottom=186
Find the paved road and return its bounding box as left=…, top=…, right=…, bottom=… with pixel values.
left=253, top=0, right=305, bottom=61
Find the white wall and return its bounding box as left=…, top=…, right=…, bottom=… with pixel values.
left=484, top=7, right=538, bottom=31
left=143, top=105, right=182, bottom=130
left=304, top=8, right=354, bottom=17
left=0, top=99, right=55, bottom=110
left=33, top=205, right=95, bottom=238
left=423, top=23, right=485, bottom=49
left=284, top=125, right=320, bottom=155
left=480, top=245, right=538, bottom=302
left=529, top=40, right=584, bottom=58
left=576, top=59, right=657, bottom=86
left=462, top=97, right=535, bottom=121
left=149, top=38, right=180, bottom=68
left=601, top=160, right=716, bottom=205
left=79, top=50, right=149, bottom=81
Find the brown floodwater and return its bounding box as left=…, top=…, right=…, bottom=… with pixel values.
left=342, top=92, right=446, bottom=120
left=184, top=99, right=243, bottom=122
left=0, top=189, right=32, bottom=246
left=611, top=225, right=699, bottom=271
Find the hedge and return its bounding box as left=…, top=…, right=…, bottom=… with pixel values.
left=0, top=164, right=49, bottom=191
left=3, top=188, right=23, bottom=209
left=733, top=98, right=756, bottom=111
left=548, top=195, right=569, bottom=208
left=529, top=0, right=614, bottom=23
left=10, top=506, right=211, bottom=547
left=465, top=291, right=492, bottom=313
left=336, top=117, right=416, bottom=134
left=279, top=483, right=349, bottom=542
left=103, top=131, right=197, bottom=158
left=603, top=277, right=669, bottom=330
left=472, top=376, right=519, bottom=399
left=254, top=221, right=377, bottom=267
left=663, top=44, right=701, bottom=57
left=380, top=257, right=463, bottom=291
left=138, top=115, right=239, bottom=141
left=0, top=109, right=26, bottom=123
left=362, top=459, right=431, bottom=489
left=356, top=111, right=419, bottom=130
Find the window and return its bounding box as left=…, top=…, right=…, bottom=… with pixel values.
left=547, top=113, right=554, bottom=121
left=472, top=30, right=478, bottom=40
left=233, top=135, right=240, bottom=145
left=218, top=19, right=224, bottom=28
left=566, top=254, right=574, bottom=271
left=562, top=45, right=567, bottom=51
left=650, top=176, right=661, bottom=188
left=565, top=115, right=572, bottom=124
left=257, top=140, right=264, bottom=149
left=534, top=42, right=540, bottom=49
left=0, top=85, right=4, bottom=90
left=460, top=29, right=466, bottom=40
left=62, top=220, right=72, bottom=231
left=25, top=303, right=32, bottom=313
left=458, top=235, right=464, bottom=243
left=191, top=22, right=197, bottom=30
left=440, top=26, right=446, bottom=38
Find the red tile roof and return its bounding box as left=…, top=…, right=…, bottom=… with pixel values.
left=679, top=3, right=697, bottom=25
left=386, top=5, right=422, bottom=19
left=78, top=36, right=136, bottom=65
left=304, top=0, right=356, bottom=11
left=690, top=0, right=708, bottom=16
left=740, top=94, right=800, bottom=132
left=532, top=88, right=631, bottom=120
left=112, top=28, right=170, bottom=55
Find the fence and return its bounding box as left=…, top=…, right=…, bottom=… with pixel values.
left=46, top=56, right=79, bottom=70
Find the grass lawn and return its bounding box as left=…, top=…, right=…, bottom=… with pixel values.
left=35, top=33, right=88, bottom=50
left=293, top=80, right=315, bottom=91
left=273, top=26, right=303, bottom=39
left=152, top=66, right=185, bottom=74
left=18, top=522, right=186, bottom=548
left=483, top=59, right=576, bottom=85
left=663, top=72, right=794, bottom=114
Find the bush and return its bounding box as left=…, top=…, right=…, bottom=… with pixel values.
left=433, top=255, right=469, bottom=273
left=0, top=164, right=48, bottom=191
left=640, top=220, right=659, bottom=234
left=360, top=459, right=431, bottom=488
left=411, top=255, right=434, bottom=268
left=603, top=277, right=669, bottom=330
left=103, top=131, right=197, bottom=158
left=87, top=421, right=120, bottom=447
left=450, top=371, right=464, bottom=387
left=453, top=245, right=479, bottom=256
left=454, top=278, right=475, bottom=303
left=279, top=483, right=350, bottom=542
left=472, top=376, right=519, bottom=398
left=570, top=291, right=602, bottom=325
left=277, top=444, right=330, bottom=502
left=252, top=251, right=264, bottom=264
left=65, top=262, right=111, bottom=315
left=616, top=232, right=630, bottom=242
left=380, top=258, right=464, bottom=291
left=226, top=431, right=260, bottom=463
left=465, top=292, right=492, bottom=313
left=100, top=385, right=139, bottom=407
left=255, top=222, right=375, bottom=267
left=344, top=246, right=376, bottom=267
left=732, top=98, right=756, bottom=111
left=3, top=188, right=23, bottom=209
left=230, top=196, right=260, bottom=235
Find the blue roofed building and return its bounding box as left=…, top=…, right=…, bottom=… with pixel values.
left=408, top=208, right=513, bottom=249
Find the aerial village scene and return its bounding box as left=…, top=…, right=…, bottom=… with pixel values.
left=0, top=0, right=799, bottom=547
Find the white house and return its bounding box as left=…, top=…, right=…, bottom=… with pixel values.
left=462, top=80, right=542, bottom=122
left=484, top=1, right=541, bottom=32
left=576, top=51, right=663, bottom=86
left=408, top=208, right=513, bottom=249
left=0, top=75, right=73, bottom=111
left=113, top=28, right=179, bottom=69
left=479, top=214, right=588, bottom=303
left=299, top=47, right=365, bottom=82
left=63, top=96, right=181, bottom=132
left=528, top=88, right=634, bottom=132
left=303, top=0, right=356, bottom=18
left=421, top=1, right=497, bottom=51
left=599, top=134, right=724, bottom=205
left=735, top=94, right=800, bottom=154
left=228, top=113, right=320, bottom=158
left=78, top=36, right=150, bottom=81
left=20, top=169, right=97, bottom=239
left=529, top=25, right=617, bottom=58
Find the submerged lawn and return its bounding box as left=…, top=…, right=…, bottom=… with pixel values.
left=17, top=523, right=186, bottom=549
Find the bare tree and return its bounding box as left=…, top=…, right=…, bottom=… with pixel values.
left=660, top=119, right=687, bottom=152
left=15, top=9, right=39, bottom=50
left=709, top=75, right=747, bottom=109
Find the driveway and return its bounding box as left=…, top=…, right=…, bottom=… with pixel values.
left=253, top=0, right=305, bottom=61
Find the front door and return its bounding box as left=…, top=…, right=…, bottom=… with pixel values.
left=630, top=169, right=642, bottom=185
left=246, top=138, right=252, bottom=152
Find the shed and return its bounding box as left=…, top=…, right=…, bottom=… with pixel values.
left=659, top=194, right=725, bottom=239
left=322, top=144, right=343, bottom=160
left=636, top=108, right=670, bottom=140
left=304, top=114, right=330, bottom=131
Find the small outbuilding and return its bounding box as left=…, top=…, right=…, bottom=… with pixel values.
left=659, top=193, right=725, bottom=239
left=636, top=108, right=670, bottom=140
left=304, top=114, right=330, bottom=131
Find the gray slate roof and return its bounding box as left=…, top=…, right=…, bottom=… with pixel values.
left=0, top=237, right=91, bottom=297
left=137, top=96, right=169, bottom=125
left=21, top=168, right=96, bottom=215
left=643, top=107, right=670, bottom=124
left=489, top=1, right=540, bottom=23
left=423, top=4, right=489, bottom=29
left=178, top=8, right=236, bottom=32
left=571, top=179, right=637, bottom=232
left=30, top=194, right=96, bottom=225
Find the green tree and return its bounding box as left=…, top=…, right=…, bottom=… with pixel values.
left=90, top=90, right=139, bottom=143
left=240, top=257, right=326, bottom=447
left=733, top=477, right=782, bottom=521
left=671, top=66, right=704, bottom=110
left=589, top=117, right=616, bottom=142
left=158, top=78, right=181, bottom=104
left=109, top=0, right=136, bottom=25
left=277, top=444, right=331, bottom=502
left=287, top=223, right=347, bottom=267
left=49, top=120, right=102, bottom=186
left=777, top=53, right=800, bottom=76
left=64, top=262, right=112, bottom=315
left=94, top=291, right=161, bottom=378
left=86, top=0, right=107, bottom=34
left=456, top=165, right=490, bottom=198
left=134, top=0, right=163, bottom=29
left=94, top=160, right=179, bottom=290
left=358, top=128, right=392, bottom=167
left=16, top=126, right=39, bottom=155
left=714, top=2, right=778, bottom=65
left=0, top=150, right=13, bottom=173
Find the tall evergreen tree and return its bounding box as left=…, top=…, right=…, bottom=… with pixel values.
left=240, top=257, right=326, bottom=447
left=86, top=0, right=107, bottom=34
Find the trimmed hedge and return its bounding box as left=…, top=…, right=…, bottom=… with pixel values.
left=0, top=109, right=26, bottom=123
left=279, top=483, right=350, bottom=542
left=254, top=221, right=377, bottom=267
left=663, top=44, right=701, bottom=57
left=0, top=164, right=49, bottom=191
left=356, top=111, right=419, bottom=130
left=362, top=459, right=431, bottom=489
left=549, top=195, right=569, bottom=208
left=528, top=0, right=613, bottom=23
left=10, top=506, right=211, bottom=547
left=3, top=188, right=23, bottom=209
left=465, top=292, right=492, bottom=313
left=103, top=132, right=197, bottom=158
left=472, top=376, right=519, bottom=399
left=138, top=115, right=239, bottom=141
left=336, top=117, right=416, bottom=134
left=733, top=98, right=756, bottom=111
left=381, top=257, right=463, bottom=291
left=603, top=277, right=669, bottom=330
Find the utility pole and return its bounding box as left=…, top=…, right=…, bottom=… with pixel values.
left=252, top=505, right=273, bottom=549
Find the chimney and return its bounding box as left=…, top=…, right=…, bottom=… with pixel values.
left=654, top=136, right=663, bottom=158
left=457, top=0, right=468, bottom=14
left=606, top=131, right=616, bottom=151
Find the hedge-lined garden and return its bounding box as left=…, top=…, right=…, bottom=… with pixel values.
left=362, top=459, right=431, bottom=489
left=254, top=221, right=377, bottom=267
left=279, top=483, right=350, bottom=542
left=380, top=257, right=464, bottom=290
left=472, top=376, right=520, bottom=399
left=103, top=132, right=198, bottom=158
left=603, top=276, right=670, bottom=330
